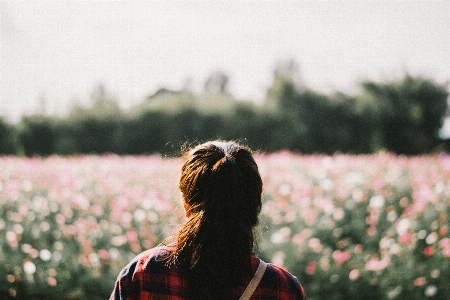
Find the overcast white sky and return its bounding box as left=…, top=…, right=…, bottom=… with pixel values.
left=1, top=1, right=450, bottom=133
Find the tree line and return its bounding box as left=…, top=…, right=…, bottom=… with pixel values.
left=1, top=72, right=449, bottom=156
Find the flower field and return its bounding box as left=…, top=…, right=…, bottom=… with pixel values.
left=1, top=152, right=450, bottom=300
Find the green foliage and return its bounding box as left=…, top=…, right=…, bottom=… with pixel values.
left=115, top=110, right=169, bottom=155
left=0, top=118, right=18, bottom=155
left=2, top=74, right=449, bottom=156
left=264, top=75, right=375, bottom=154
left=133, top=89, right=196, bottom=115
left=17, top=115, right=56, bottom=157
left=361, top=75, right=449, bottom=154
left=57, top=98, right=123, bottom=155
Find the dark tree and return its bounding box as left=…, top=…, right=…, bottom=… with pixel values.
left=361, top=75, right=449, bottom=154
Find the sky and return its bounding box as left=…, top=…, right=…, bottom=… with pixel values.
left=1, top=1, right=450, bottom=135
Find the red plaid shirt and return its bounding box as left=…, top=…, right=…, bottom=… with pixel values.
left=110, top=245, right=307, bottom=300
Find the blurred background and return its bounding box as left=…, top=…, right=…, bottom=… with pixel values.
left=1, top=1, right=450, bottom=155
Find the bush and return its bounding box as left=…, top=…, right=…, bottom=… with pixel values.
left=0, top=118, right=18, bottom=155
left=16, top=116, right=56, bottom=157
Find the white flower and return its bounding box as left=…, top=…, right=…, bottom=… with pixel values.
left=278, top=183, right=292, bottom=196
left=39, top=249, right=52, bottom=261
left=320, top=178, right=334, bottom=191
left=424, top=285, right=437, bottom=297
left=22, top=180, right=32, bottom=192
left=417, top=230, right=427, bottom=239
left=387, top=211, right=397, bottom=222
left=389, top=244, right=402, bottom=255
left=426, top=232, right=438, bottom=245
left=396, top=218, right=411, bottom=235
left=109, top=248, right=119, bottom=261
left=270, top=227, right=291, bottom=244
left=345, top=171, right=364, bottom=186
left=387, top=286, right=402, bottom=299
left=369, top=195, right=385, bottom=209
left=134, top=209, right=146, bottom=222
left=89, top=253, right=99, bottom=264
left=379, top=237, right=394, bottom=249
left=23, top=261, right=36, bottom=275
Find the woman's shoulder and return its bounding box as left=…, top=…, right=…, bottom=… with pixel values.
left=135, top=244, right=175, bottom=261
left=266, top=262, right=297, bottom=279
left=137, top=244, right=175, bottom=262
left=265, top=262, right=300, bottom=286
left=120, top=244, right=176, bottom=276
left=110, top=245, right=187, bottom=299
left=259, top=260, right=307, bottom=299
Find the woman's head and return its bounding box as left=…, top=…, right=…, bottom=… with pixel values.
left=179, top=140, right=262, bottom=228
left=170, top=140, right=263, bottom=299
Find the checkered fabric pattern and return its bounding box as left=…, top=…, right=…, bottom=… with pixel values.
left=110, top=245, right=307, bottom=300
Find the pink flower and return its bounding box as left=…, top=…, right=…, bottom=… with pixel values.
left=439, top=238, right=450, bottom=249
left=439, top=226, right=448, bottom=237
left=72, top=194, right=90, bottom=210
left=5, top=179, right=21, bottom=200
left=92, top=204, right=103, bottom=216
left=333, top=208, right=345, bottom=221
left=47, top=277, right=57, bottom=286
left=412, top=186, right=438, bottom=207
left=111, top=235, right=127, bottom=247
left=292, top=234, right=303, bottom=244
left=126, top=230, right=138, bottom=242
left=398, top=232, right=413, bottom=244
left=130, top=242, right=141, bottom=253
left=349, top=269, right=361, bottom=281
left=353, top=244, right=363, bottom=254
left=414, top=277, right=426, bottom=286
left=98, top=249, right=109, bottom=260
left=423, top=246, right=434, bottom=257
left=308, top=238, right=323, bottom=252
left=365, top=256, right=390, bottom=271
left=305, top=262, right=317, bottom=275
left=442, top=248, right=450, bottom=258
left=9, top=289, right=17, bottom=297
left=332, top=250, right=351, bottom=264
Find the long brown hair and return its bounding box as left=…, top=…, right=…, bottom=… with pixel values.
left=166, top=140, right=263, bottom=299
